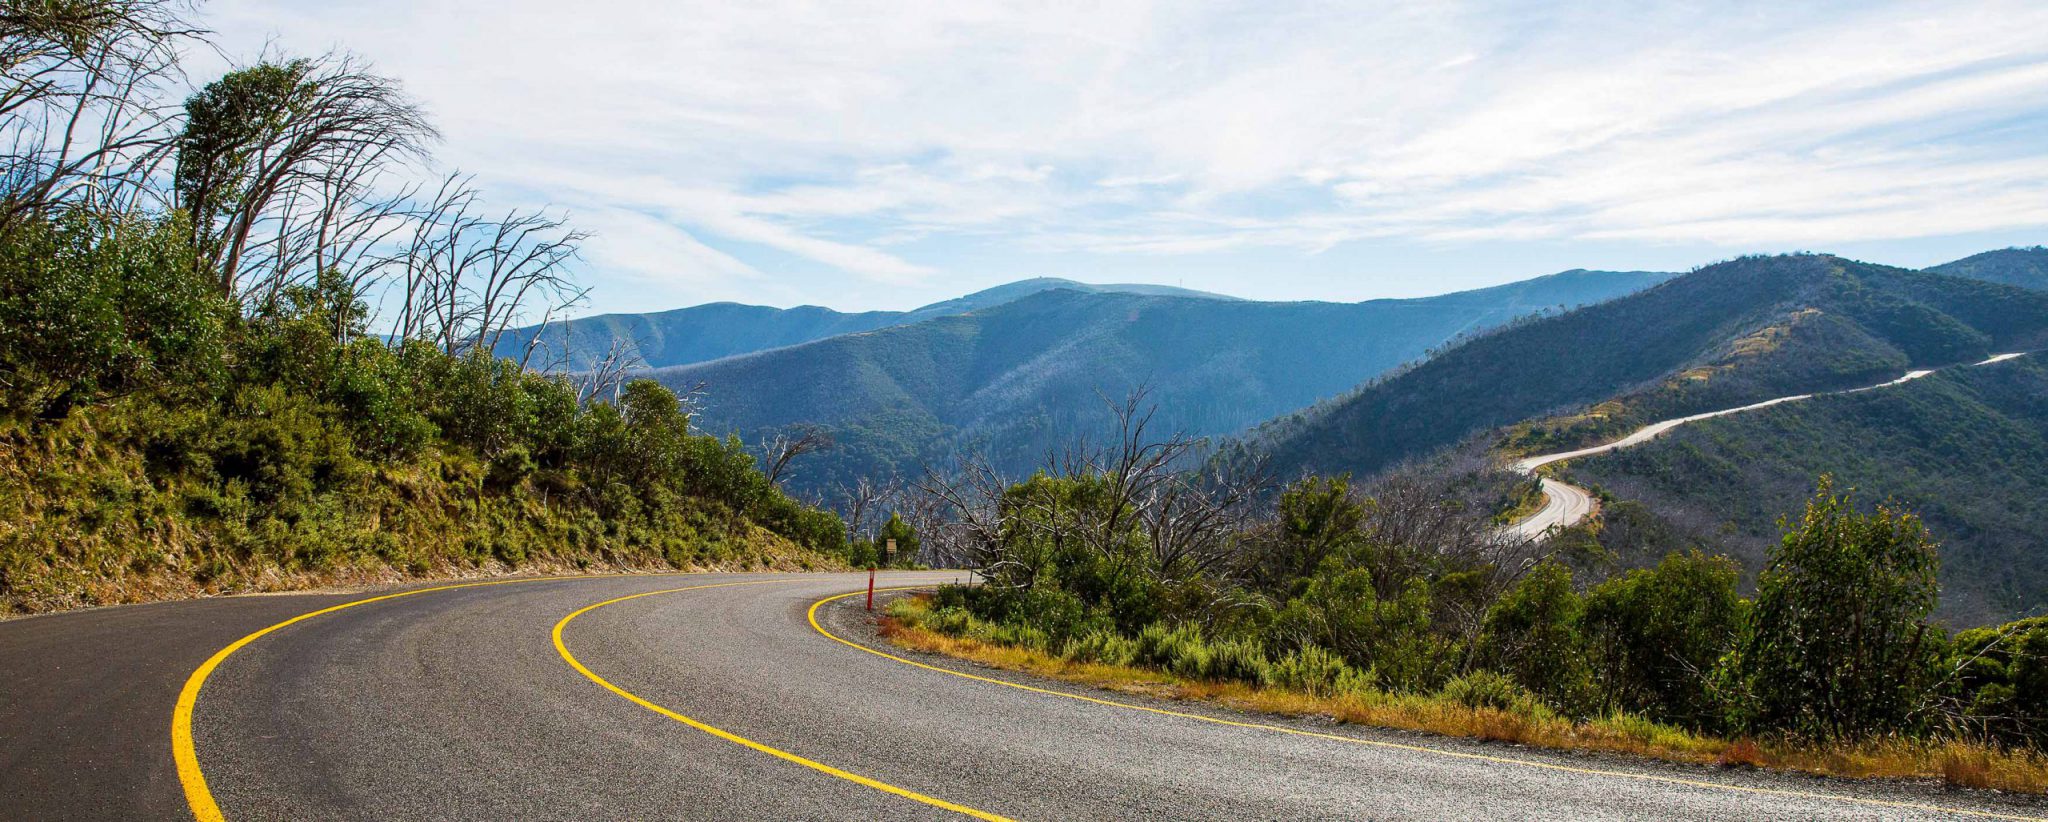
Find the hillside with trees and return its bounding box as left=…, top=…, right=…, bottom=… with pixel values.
left=648, top=269, right=1672, bottom=497
left=1564, top=355, right=2048, bottom=624
left=1247, top=254, right=2048, bottom=481
left=0, top=1, right=851, bottom=615
left=1929, top=246, right=2048, bottom=292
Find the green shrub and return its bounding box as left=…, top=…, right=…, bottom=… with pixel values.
left=1440, top=670, right=1549, bottom=720
left=1273, top=645, right=1371, bottom=696
left=1064, top=629, right=1139, bottom=666
left=1135, top=623, right=1205, bottom=669
left=1718, top=479, right=1942, bottom=740
left=1203, top=638, right=1274, bottom=686
left=1480, top=560, right=1593, bottom=714
left=1583, top=550, right=1743, bottom=726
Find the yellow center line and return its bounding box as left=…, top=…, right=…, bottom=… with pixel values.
left=552, top=582, right=1014, bottom=822
left=810, top=588, right=2045, bottom=822
left=173, top=573, right=641, bottom=822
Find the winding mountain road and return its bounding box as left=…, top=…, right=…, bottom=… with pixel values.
left=4, top=572, right=2043, bottom=820
left=1505, top=352, right=2033, bottom=541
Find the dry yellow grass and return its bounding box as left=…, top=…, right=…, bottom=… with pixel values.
left=880, top=612, right=2048, bottom=794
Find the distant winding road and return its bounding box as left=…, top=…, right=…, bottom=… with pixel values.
left=4, top=571, right=2045, bottom=820
left=1505, top=352, right=2033, bottom=541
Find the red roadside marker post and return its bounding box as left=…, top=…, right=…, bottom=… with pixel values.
left=866, top=567, right=876, bottom=611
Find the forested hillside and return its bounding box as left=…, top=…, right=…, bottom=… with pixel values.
left=1929, top=246, right=2048, bottom=291
left=653, top=269, right=1670, bottom=495
left=0, top=6, right=849, bottom=615
left=1249, top=254, right=2048, bottom=480
left=1567, top=356, right=2048, bottom=624
left=492, top=277, right=1236, bottom=371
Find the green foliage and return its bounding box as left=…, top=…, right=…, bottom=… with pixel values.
left=1271, top=644, right=1375, bottom=697
left=0, top=211, right=224, bottom=420
left=1946, top=616, right=2048, bottom=748
left=1064, top=628, right=1140, bottom=667
left=1271, top=571, right=1461, bottom=693
left=1582, top=551, right=1744, bottom=726
left=1439, top=670, right=1551, bottom=720
left=0, top=227, right=853, bottom=613
left=1251, top=475, right=1366, bottom=593
left=1480, top=561, right=1593, bottom=714
left=175, top=60, right=317, bottom=276
left=1719, top=479, right=1942, bottom=740
left=877, top=513, right=920, bottom=564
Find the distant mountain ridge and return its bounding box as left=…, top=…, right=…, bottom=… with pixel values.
left=641, top=268, right=1672, bottom=495
left=1926, top=246, right=2048, bottom=292
left=494, top=277, right=1236, bottom=371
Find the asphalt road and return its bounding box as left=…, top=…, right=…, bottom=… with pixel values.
left=5, top=571, right=2045, bottom=820
left=1504, top=352, right=2030, bottom=540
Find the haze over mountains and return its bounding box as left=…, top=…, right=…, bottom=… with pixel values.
left=494, top=277, right=1236, bottom=371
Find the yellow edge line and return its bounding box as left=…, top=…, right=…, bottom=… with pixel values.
left=173, top=573, right=619, bottom=822
left=552, top=582, right=1013, bottom=822
left=811, top=589, right=2046, bottom=822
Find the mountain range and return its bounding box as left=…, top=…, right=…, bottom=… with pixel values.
left=632, top=269, right=1673, bottom=492
left=494, top=277, right=1235, bottom=371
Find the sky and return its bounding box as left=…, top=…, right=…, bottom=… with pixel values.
left=195, top=0, right=2048, bottom=316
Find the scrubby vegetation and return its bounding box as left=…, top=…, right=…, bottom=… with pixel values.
left=0, top=0, right=851, bottom=614
left=896, top=402, right=2048, bottom=789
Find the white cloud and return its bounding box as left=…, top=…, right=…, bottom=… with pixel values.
left=198, top=0, right=2048, bottom=309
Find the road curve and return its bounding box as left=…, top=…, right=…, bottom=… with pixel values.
left=5, top=572, right=2046, bottom=820
left=1504, top=352, right=2032, bottom=540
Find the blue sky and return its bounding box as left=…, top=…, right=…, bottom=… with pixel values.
left=199, top=0, right=2048, bottom=315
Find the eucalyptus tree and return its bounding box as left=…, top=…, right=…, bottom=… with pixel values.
left=172, top=54, right=436, bottom=306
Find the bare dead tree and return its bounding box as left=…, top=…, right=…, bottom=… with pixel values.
left=909, top=388, right=1269, bottom=588
left=912, top=450, right=1016, bottom=576
left=760, top=424, right=834, bottom=487
left=563, top=338, right=646, bottom=404
left=387, top=172, right=588, bottom=356
left=0, top=0, right=201, bottom=228
left=834, top=474, right=889, bottom=543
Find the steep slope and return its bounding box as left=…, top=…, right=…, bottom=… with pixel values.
left=1928, top=247, right=2048, bottom=291
left=1249, top=254, right=2048, bottom=481
left=1567, top=355, right=2048, bottom=624
left=494, top=277, right=1236, bottom=371
left=652, top=269, right=1673, bottom=494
